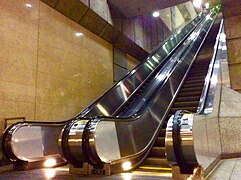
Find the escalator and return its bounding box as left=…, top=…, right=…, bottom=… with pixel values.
left=135, top=15, right=221, bottom=175
left=1, top=13, right=205, bottom=170
left=0, top=8, right=223, bottom=178
left=59, top=11, right=221, bottom=175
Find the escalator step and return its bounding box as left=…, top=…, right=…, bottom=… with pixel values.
left=186, top=76, right=206, bottom=81
left=188, top=71, right=208, bottom=76
left=184, top=79, right=204, bottom=84
left=173, top=101, right=200, bottom=108
left=189, top=69, right=208, bottom=73
left=178, top=91, right=202, bottom=97
left=154, top=137, right=165, bottom=146
left=182, top=82, right=204, bottom=88
left=189, top=67, right=208, bottom=71
left=176, top=96, right=200, bottom=102
left=151, top=147, right=166, bottom=157
left=146, top=157, right=168, bottom=166
left=170, top=107, right=197, bottom=114
left=180, top=87, right=203, bottom=93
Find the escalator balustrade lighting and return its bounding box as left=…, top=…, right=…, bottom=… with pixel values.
left=44, top=158, right=57, bottom=168
left=122, top=161, right=132, bottom=171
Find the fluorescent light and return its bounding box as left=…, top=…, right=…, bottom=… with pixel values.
left=193, top=0, right=202, bottom=8
left=75, top=32, right=83, bottom=37
left=152, top=11, right=160, bottom=17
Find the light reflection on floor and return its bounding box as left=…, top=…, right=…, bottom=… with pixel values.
left=0, top=165, right=172, bottom=180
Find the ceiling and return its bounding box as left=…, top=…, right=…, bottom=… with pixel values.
left=108, top=0, right=220, bottom=18
left=108, top=0, right=190, bottom=18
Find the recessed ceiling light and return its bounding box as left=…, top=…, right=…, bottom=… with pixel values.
left=25, top=4, right=32, bottom=8
left=152, top=11, right=160, bottom=18
left=75, top=32, right=83, bottom=37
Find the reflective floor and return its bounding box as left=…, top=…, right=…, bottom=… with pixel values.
left=0, top=165, right=172, bottom=180
left=207, top=158, right=241, bottom=180
left=2, top=158, right=241, bottom=180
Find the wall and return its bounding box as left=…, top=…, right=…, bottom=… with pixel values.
left=0, top=0, right=113, bottom=133
left=113, top=48, right=139, bottom=83
left=108, top=2, right=172, bottom=53
left=222, top=0, right=241, bottom=93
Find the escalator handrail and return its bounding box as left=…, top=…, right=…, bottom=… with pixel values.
left=196, top=18, right=224, bottom=114
left=77, top=13, right=214, bottom=123
left=75, top=13, right=205, bottom=118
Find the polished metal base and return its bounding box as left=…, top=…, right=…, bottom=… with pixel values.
left=0, top=165, right=172, bottom=180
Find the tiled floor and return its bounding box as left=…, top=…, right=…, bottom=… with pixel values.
left=207, top=158, right=241, bottom=180
left=0, top=165, right=172, bottom=180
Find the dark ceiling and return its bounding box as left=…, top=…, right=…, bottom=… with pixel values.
left=108, top=0, right=190, bottom=17
left=108, top=0, right=220, bottom=18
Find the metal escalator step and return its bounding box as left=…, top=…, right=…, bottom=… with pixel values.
left=170, top=107, right=197, bottom=114
left=136, top=165, right=171, bottom=172
left=178, top=91, right=202, bottom=97
left=189, top=66, right=208, bottom=71
left=151, top=147, right=166, bottom=157
left=189, top=69, right=208, bottom=74
left=146, top=157, right=168, bottom=166
left=173, top=101, right=200, bottom=108
left=176, top=96, right=200, bottom=102
left=188, top=71, right=208, bottom=76
left=180, top=87, right=203, bottom=93
left=186, top=75, right=206, bottom=81
left=184, top=79, right=204, bottom=84
left=182, top=83, right=204, bottom=88
left=154, top=137, right=165, bottom=147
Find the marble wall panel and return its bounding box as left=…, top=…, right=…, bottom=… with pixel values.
left=0, top=0, right=113, bottom=131
left=36, top=2, right=113, bottom=121
left=224, top=15, right=241, bottom=40
left=127, top=55, right=140, bottom=72
left=227, top=39, right=241, bottom=65
left=229, top=65, right=241, bottom=91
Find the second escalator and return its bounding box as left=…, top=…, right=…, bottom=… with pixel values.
left=135, top=14, right=221, bottom=175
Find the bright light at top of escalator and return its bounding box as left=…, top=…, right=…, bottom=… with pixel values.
left=205, top=3, right=210, bottom=9
left=44, top=158, right=57, bottom=168
left=152, top=11, right=160, bottom=17
left=193, top=0, right=202, bottom=8
left=122, top=161, right=132, bottom=171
